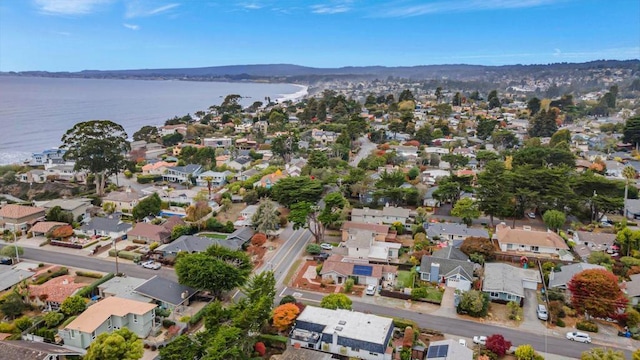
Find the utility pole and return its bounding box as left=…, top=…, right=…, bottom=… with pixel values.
left=13, top=231, right=20, bottom=263
left=113, top=238, right=120, bottom=276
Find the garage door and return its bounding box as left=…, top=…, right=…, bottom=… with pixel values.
left=522, top=280, right=538, bottom=290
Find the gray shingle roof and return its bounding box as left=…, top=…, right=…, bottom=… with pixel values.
left=483, top=263, right=541, bottom=298
left=134, top=276, right=196, bottom=306
left=426, top=223, right=489, bottom=240
left=419, top=253, right=474, bottom=281
left=432, top=247, right=470, bottom=261
left=0, top=265, right=34, bottom=292
left=226, top=226, right=254, bottom=244
left=0, top=341, right=83, bottom=360
left=548, top=263, right=606, bottom=289
left=157, top=235, right=241, bottom=253
left=80, top=216, right=132, bottom=233
left=169, top=164, right=202, bottom=174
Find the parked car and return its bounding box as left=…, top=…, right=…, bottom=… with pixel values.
left=365, top=284, right=376, bottom=296
left=313, top=253, right=330, bottom=261
left=537, top=304, right=548, bottom=321
left=472, top=336, right=487, bottom=345
left=566, top=331, right=591, bottom=343
left=527, top=212, right=536, bottom=219
left=320, top=243, right=333, bottom=250
left=0, top=257, right=12, bottom=265
left=141, top=260, right=161, bottom=270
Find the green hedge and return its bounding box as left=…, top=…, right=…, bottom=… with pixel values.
left=34, top=267, right=69, bottom=285
left=576, top=320, right=598, bottom=333
left=257, top=334, right=287, bottom=349
left=76, top=273, right=115, bottom=298
left=137, top=175, right=162, bottom=184
left=188, top=305, right=209, bottom=325
left=75, top=271, right=103, bottom=279
left=108, top=249, right=139, bottom=261
left=392, top=317, right=418, bottom=330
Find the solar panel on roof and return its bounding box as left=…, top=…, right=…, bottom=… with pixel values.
left=353, top=265, right=373, bottom=276
left=426, top=344, right=449, bottom=358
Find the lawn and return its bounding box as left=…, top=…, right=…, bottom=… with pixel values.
left=423, top=287, right=444, bottom=303
left=199, top=233, right=228, bottom=239
left=397, top=270, right=414, bottom=288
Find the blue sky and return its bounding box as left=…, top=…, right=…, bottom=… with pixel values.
left=1, top=0, right=639, bottom=71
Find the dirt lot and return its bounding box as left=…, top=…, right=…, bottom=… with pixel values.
left=216, top=203, right=246, bottom=223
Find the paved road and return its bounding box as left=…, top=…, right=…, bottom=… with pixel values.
left=0, top=244, right=176, bottom=280
left=350, top=136, right=376, bottom=167
left=280, top=288, right=634, bottom=359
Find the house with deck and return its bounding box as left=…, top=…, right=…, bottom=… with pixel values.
left=482, top=263, right=541, bottom=305
left=289, top=306, right=393, bottom=360
left=425, top=223, right=489, bottom=247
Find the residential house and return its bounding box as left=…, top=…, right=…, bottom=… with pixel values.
left=548, top=263, right=606, bottom=291
left=0, top=340, right=83, bottom=360
left=419, top=247, right=475, bottom=291
left=143, top=143, right=167, bottom=160
left=234, top=204, right=258, bottom=227
left=160, top=124, right=187, bottom=136
left=79, top=215, right=132, bottom=239
left=102, top=187, right=145, bottom=213
left=59, top=297, right=157, bottom=349
left=426, top=339, right=473, bottom=360
left=253, top=169, right=286, bottom=188
left=98, top=276, right=149, bottom=302
left=30, top=148, right=66, bottom=166
left=226, top=156, right=253, bottom=171
left=254, top=121, right=268, bottom=134
left=425, top=223, right=489, bottom=247
left=127, top=222, right=171, bottom=244
left=390, top=145, right=419, bottom=160
left=162, top=164, right=203, bottom=183
left=29, top=275, right=85, bottom=311
left=17, top=169, right=47, bottom=184
left=0, top=204, right=46, bottom=232
left=572, top=231, right=617, bottom=260
left=625, top=274, right=640, bottom=306
left=289, top=306, right=393, bottom=360
left=0, top=264, right=34, bottom=292
left=44, top=163, right=86, bottom=183
left=41, top=198, right=92, bottom=221
left=156, top=234, right=242, bottom=257
left=320, top=254, right=397, bottom=288
left=235, top=167, right=259, bottom=182
left=494, top=223, right=570, bottom=257
left=196, top=170, right=232, bottom=188
left=311, top=128, right=337, bottom=145
left=203, top=137, right=232, bottom=148
left=423, top=186, right=440, bottom=207
left=133, top=276, right=196, bottom=310
left=141, top=161, right=175, bottom=175
left=29, top=221, right=68, bottom=237
left=483, top=263, right=541, bottom=305
left=285, top=158, right=307, bottom=177
left=351, top=206, right=411, bottom=229
left=342, top=230, right=401, bottom=263
left=341, top=222, right=394, bottom=242
left=225, top=226, right=255, bottom=248
left=235, top=138, right=257, bottom=150
left=140, top=186, right=198, bottom=206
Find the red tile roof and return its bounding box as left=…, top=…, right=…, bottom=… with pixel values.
left=0, top=204, right=45, bottom=220
left=29, top=275, right=85, bottom=303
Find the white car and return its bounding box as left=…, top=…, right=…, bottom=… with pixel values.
left=472, top=336, right=487, bottom=345
left=527, top=212, right=536, bottom=219
left=320, top=243, right=333, bottom=250
left=365, top=284, right=376, bottom=296
left=566, top=331, right=591, bottom=343
left=141, top=260, right=161, bottom=270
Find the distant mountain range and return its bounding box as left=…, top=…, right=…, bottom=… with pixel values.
left=3, top=60, right=639, bottom=82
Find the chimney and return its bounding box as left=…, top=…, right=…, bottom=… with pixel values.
left=430, top=263, right=440, bottom=282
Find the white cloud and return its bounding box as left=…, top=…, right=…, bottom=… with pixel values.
left=311, top=4, right=350, bottom=14
left=125, top=1, right=180, bottom=18
left=33, top=0, right=112, bottom=15
left=123, top=23, right=140, bottom=30
left=241, top=3, right=263, bottom=10
left=372, top=0, right=565, bottom=17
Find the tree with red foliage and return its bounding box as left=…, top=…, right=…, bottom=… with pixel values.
left=49, top=225, right=74, bottom=239
left=254, top=342, right=266, bottom=356
left=485, top=334, right=512, bottom=357
left=567, top=269, right=627, bottom=319
left=251, top=233, right=267, bottom=247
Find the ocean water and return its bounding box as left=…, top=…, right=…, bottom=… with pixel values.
left=0, top=76, right=306, bottom=165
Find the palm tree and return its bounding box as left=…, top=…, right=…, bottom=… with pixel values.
left=622, top=166, right=637, bottom=219
left=203, top=176, right=214, bottom=199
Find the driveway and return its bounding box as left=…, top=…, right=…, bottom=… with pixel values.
left=521, top=289, right=548, bottom=332
left=433, top=286, right=457, bottom=318
left=350, top=136, right=376, bottom=167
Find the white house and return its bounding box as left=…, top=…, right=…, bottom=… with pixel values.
left=351, top=205, right=411, bottom=229
left=494, top=223, right=569, bottom=257
left=289, top=306, right=393, bottom=360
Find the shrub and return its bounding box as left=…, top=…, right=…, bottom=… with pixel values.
left=254, top=342, right=266, bottom=356
left=43, top=311, right=64, bottom=327
left=411, top=287, right=429, bottom=300
left=75, top=273, right=115, bottom=298
left=576, top=320, right=598, bottom=333
left=75, top=271, right=103, bottom=279
left=393, top=318, right=418, bottom=330
left=316, top=264, right=323, bottom=276
left=344, top=278, right=354, bottom=293
left=251, top=233, right=267, bottom=247
left=507, top=301, right=522, bottom=321
left=149, top=242, right=160, bottom=251
left=555, top=318, right=565, bottom=327
left=457, top=290, right=489, bottom=317
left=279, top=295, right=296, bottom=305
left=0, top=322, right=16, bottom=333
left=60, top=296, right=86, bottom=316
left=156, top=308, right=171, bottom=318
left=486, top=334, right=512, bottom=357
left=257, top=334, right=288, bottom=350
left=460, top=237, right=495, bottom=261
left=306, top=243, right=322, bottom=255
left=14, top=317, right=33, bottom=331
left=162, top=319, right=176, bottom=328
left=547, top=289, right=565, bottom=302
left=179, top=316, right=191, bottom=323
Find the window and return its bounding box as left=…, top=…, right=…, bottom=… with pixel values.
left=133, top=314, right=138, bottom=323
left=91, top=331, right=96, bottom=340
left=531, top=246, right=539, bottom=252
left=70, top=330, right=76, bottom=339
left=490, top=292, right=498, bottom=298
left=107, top=316, right=112, bottom=329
